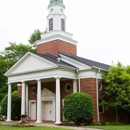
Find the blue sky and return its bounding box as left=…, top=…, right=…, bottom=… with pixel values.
left=0, top=0, right=130, bottom=65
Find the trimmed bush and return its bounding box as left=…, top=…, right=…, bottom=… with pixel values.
left=64, top=92, right=93, bottom=122
left=1, top=91, right=21, bottom=120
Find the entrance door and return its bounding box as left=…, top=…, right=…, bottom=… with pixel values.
left=44, top=101, right=53, bottom=120
left=30, top=102, right=36, bottom=120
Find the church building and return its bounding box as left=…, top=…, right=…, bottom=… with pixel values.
left=5, top=0, right=111, bottom=124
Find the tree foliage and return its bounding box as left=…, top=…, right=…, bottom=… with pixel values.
left=1, top=91, right=21, bottom=120
left=1, top=42, right=36, bottom=67
left=64, top=92, right=93, bottom=122
left=28, top=29, right=46, bottom=47
left=0, top=55, right=8, bottom=103
left=102, top=62, right=130, bottom=111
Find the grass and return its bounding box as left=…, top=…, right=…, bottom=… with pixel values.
left=86, top=125, right=130, bottom=130
left=0, top=126, right=71, bottom=130
left=1, top=125, right=130, bottom=130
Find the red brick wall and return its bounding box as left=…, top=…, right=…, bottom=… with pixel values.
left=36, top=40, right=77, bottom=57
left=80, top=78, right=98, bottom=124
left=17, top=85, right=22, bottom=97
left=27, top=80, right=74, bottom=120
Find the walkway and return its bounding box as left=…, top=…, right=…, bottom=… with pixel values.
left=1, top=121, right=101, bottom=130
left=35, top=123, right=101, bottom=130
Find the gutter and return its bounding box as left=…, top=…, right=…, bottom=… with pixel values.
left=96, top=69, right=100, bottom=122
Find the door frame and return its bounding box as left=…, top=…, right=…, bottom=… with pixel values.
left=41, top=97, right=55, bottom=121
left=29, top=100, right=36, bottom=120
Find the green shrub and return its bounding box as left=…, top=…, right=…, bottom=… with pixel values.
left=12, top=122, right=35, bottom=127
left=97, top=122, right=102, bottom=126
left=101, top=121, right=105, bottom=125
left=105, top=122, right=109, bottom=125
left=62, top=120, right=68, bottom=126
left=109, top=122, right=123, bottom=125
left=1, top=91, right=21, bottom=120
left=64, top=92, right=93, bottom=122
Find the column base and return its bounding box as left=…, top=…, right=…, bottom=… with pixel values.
left=35, top=121, right=43, bottom=124
left=54, top=122, right=62, bottom=125
left=6, top=119, right=12, bottom=122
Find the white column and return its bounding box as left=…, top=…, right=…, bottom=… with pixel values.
left=35, top=79, right=42, bottom=123
left=26, top=84, right=28, bottom=116
left=55, top=77, right=61, bottom=124
left=73, top=79, right=77, bottom=93
left=21, top=82, right=26, bottom=115
left=6, top=83, right=12, bottom=121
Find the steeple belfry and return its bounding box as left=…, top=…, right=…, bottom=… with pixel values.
left=36, top=0, right=78, bottom=57
left=47, top=0, right=66, bottom=32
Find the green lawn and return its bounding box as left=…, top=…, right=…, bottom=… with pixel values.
left=0, top=126, right=71, bottom=130
left=1, top=125, right=130, bottom=130
left=87, top=125, right=130, bottom=130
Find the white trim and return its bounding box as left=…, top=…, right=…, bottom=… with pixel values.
left=29, top=100, right=36, bottom=119
left=5, top=52, right=58, bottom=76
left=59, top=53, right=92, bottom=70
left=41, top=88, right=56, bottom=121
left=41, top=98, right=55, bottom=121
left=6, top=66, right=58, bottom=76
left=36, top=34, right=78, bottom=46
left=96, top=70, right=100, bottom=122
left=26, top=85, right=29, bottom=116
left=65, top=84, right=71, bottom=92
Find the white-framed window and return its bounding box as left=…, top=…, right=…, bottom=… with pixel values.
left=31, top=87, right=36, bottom=95
left=49, top=18, right=53, bottom=31
left=61, top=18, right=65, bottom=31
left=65, top=84, right=71, bottom=92
left=98, top=82, right=102, bottom=90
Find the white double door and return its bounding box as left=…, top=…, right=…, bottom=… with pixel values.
left=42, top=101, right=53, bottom=121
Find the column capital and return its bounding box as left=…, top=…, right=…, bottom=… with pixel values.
left=7, top=82, right=11, bottom=85
left=21, top=81, right=25, bottom=83
left=36, top=79, right=41, bottom=81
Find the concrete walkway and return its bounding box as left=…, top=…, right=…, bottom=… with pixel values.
left=1, top=121, right=101, bottom=130
left=35, top=123, right=101, bottom=130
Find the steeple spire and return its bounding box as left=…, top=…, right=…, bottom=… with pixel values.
left=48, top=0, right=65, bottom=8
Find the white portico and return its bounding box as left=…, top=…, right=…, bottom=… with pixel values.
left=5, top=52, right=79, bottom=124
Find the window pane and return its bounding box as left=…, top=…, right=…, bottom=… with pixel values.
left=49, top=18, right=53, bottom=31
left=61, top=19, right=65, bottom=31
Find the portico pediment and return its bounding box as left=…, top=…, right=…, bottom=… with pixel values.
left=41, top=88, right=55, bottom=97
left=5, top=52, right=58, bottom=76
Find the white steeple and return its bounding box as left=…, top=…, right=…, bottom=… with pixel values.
left=36, top=0, right=78, bottom=53
left=47, top=0, right=66, bottom=32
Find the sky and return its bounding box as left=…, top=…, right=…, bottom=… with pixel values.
left=0, top=0, right=130, bottom=66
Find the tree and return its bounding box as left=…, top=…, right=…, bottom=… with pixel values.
left=1, top=42, right=36, bottom=67
left=0, top=55, right=8, bottom=103
left=64, top=92, right=93, bottom=122
left=28, top=29, right=46, bottom=47
left=1, top=91, right=21, bottom=120
left=102, top=62, right=130, bottom=121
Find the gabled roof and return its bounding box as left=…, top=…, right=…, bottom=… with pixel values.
left=59, top=52, right=111, bottom=71
left=33, top=52, right=77, bottom=68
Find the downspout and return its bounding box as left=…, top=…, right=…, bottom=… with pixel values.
left=96, top=69, right=100, bottom=123
left=77, top=69, right=81, bottom=92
